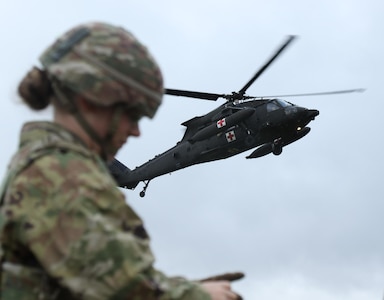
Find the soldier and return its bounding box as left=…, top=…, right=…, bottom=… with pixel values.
left=0, top=22, right=243, bottom=299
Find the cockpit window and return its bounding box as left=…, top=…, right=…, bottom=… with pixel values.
left=266, top=102, right=279, bottom=112
left=275, top=99, right=292, bottom=107
left=267, top=99, right=294, bottom=112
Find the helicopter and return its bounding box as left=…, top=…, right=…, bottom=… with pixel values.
left=109, top=35, right=364, bottom=197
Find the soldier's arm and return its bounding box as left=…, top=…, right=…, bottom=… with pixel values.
left=17, top=155, right=211, bottom=300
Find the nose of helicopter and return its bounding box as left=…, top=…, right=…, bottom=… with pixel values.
left=306, top=109, right=320, bottom=120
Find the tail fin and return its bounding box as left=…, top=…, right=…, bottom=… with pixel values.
left=108, top=158, right=139, bottom=189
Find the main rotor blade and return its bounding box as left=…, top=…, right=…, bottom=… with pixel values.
left=237, top=35, right=297, bottom=98
left=253, top=88, right=366, bottom=98
left=165, top=88, right=225, bottom=101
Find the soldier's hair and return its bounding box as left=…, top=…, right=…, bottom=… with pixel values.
left=18, top=67, right=53, bottom=110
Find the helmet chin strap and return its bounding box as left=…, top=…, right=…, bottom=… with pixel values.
left=52, top=81, right=124, bottom=161
left=102, top=104, right=125, bottom=160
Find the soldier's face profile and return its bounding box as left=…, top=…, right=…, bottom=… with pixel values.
left=98, top=106, right=142, bottom=161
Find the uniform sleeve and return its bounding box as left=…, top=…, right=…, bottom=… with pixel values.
left=13, top=153, right=210, bottom=300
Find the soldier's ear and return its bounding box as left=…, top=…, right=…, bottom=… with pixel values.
left=76, top=96, right=100, bottom=113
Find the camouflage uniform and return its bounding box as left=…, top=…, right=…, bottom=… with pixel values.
left=0, top=121, right=210, bottom=300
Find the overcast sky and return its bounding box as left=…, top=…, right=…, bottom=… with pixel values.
left=1, top=1, right=383, bottom=299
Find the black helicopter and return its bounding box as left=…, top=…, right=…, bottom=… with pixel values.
left=109, top=35, right=363, bottom=197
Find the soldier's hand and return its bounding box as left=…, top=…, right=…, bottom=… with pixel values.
left=200, top=281, right=242, bottom=300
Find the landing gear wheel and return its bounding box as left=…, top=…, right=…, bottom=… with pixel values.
left=272, top=138, right=283, bottom=155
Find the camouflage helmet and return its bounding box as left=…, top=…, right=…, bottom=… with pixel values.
left=39, top=22, right=163, bottom=118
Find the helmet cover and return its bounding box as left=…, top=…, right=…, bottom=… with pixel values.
left=39, top=22, right=163, bottom=118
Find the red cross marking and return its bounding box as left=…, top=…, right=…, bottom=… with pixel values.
left=216, top=118, right=226, bottom=128
left=225, top=130, right=236, bottom=142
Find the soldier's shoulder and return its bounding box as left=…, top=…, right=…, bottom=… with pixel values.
left=34, top=149, right=108, bottom=182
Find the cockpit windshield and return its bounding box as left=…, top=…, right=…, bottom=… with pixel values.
left=275, top=99, right=292, bottom=107
left=266, top=99, right=293, bottom=112
left=266, top=102, right=279, bottom=112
